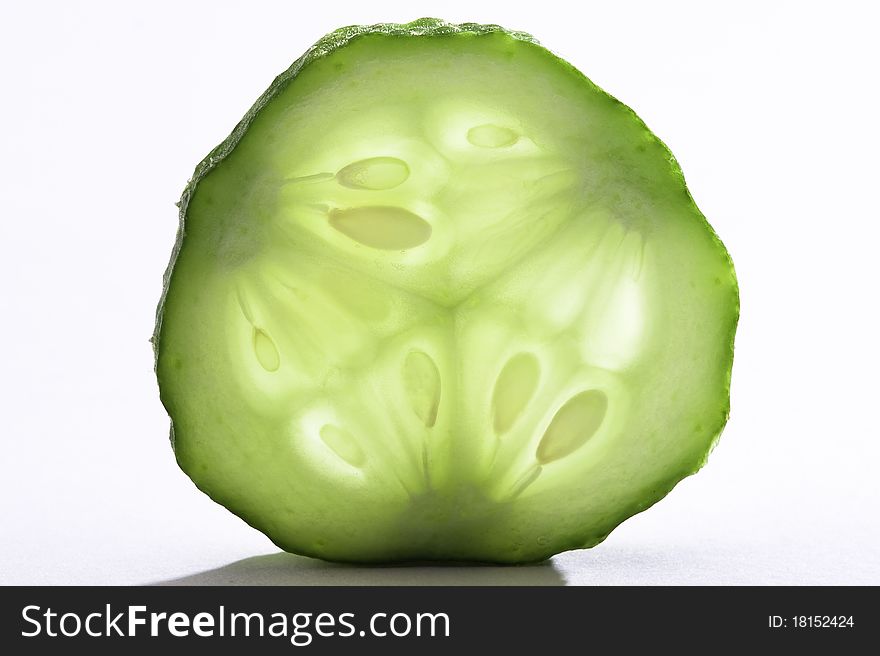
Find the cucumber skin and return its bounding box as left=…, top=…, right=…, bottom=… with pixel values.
left=153, top=18, right=739, bottom=563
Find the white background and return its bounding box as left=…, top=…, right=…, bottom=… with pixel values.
left=1, top=0, right=878, bottom=585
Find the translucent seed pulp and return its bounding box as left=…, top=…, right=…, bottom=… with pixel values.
left=237, top=113, right=647, bottom=491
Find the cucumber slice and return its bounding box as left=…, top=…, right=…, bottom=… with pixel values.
left=154, top=18, right=738, bottom=563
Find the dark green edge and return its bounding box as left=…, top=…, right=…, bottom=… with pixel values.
left=152, top=17, right=740, bottom=564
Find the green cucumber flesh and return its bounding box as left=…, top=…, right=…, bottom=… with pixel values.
left=155, top=18, right=738, bottom=563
